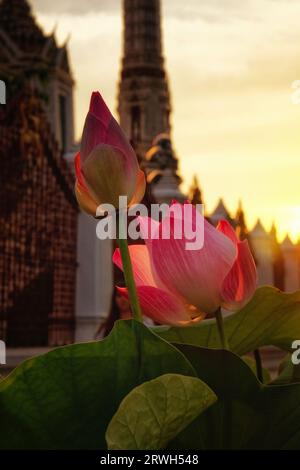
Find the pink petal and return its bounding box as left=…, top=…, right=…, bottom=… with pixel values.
left=117, top=286, right=203, bottom=326
left=143, top=204, right=237, bottom=314
left=113, top=245, right=157, bottom=287
left=221, top=240, right=257, bottom=311
left=170, top=199, right=180, bottom=206
left=89, top=91, right=111, bottom=126
left=217, top=220, right=238, bottom=244
left=106, top=118, right=138, bottom=168
left=74, top=152, right=87, bottom=190
left=81, top=92, right=139, bottom=179
left=80, top=113, right=105, bottom=163
left=81, top=92, right=112, bottom=162
left=138, top=216, right=160, bottom=249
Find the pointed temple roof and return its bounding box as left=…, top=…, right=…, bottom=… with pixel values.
left=0, top=0, right=45, bottom=51
left=281, top=234, right=295, bottom=250
left=189, top=175, right=203, bottom=206
left=236, top=199, right=243, bottom=215
left=0, top=0, right=72, bottom=74
left=210, top=198, right=234, bottom=225
left=251, top=219, right=269, bottom=237
left=270, top=221, right=277, bottom=235
left=235, top=199, right=248, bottom=240
left=211, top=198, right=230, bottom=218
left=270, top=221, right=281, bottom=244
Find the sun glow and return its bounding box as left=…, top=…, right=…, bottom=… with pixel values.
left=278, top=206, right=300, bottom=243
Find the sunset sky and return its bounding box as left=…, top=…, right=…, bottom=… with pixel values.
left=31, top=0, right=300, bottom=242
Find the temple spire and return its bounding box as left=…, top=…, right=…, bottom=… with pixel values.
left=123, top=0, right=163, bottom=67
left=118, top=0, right=171, bottom=158
left=189, top=175, right=203, bottom=206
left=236, top=199, right=248, bottom=240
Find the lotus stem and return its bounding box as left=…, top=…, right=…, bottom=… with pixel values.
left=214, top=308, right=229, bottom=350
left=254, top=349, right=263, bottom=383
left=117, top=213, right=142, bottom=323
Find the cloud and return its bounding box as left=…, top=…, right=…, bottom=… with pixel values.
left=28, top=0, right=300, bottom=240
left=31, top=0, right=257, bottom=21
left=163, top=0, right=255, bottom=23
left=31, top=0, right=121, bottom=15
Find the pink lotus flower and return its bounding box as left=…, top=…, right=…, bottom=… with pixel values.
left=216, top=220, right=258, bottom=311
left=113, top=203, right=257, bottom=326
left=75, top=92, right=145, bottom=215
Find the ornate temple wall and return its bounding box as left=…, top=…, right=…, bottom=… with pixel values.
left=0, top=92, right=78, bottom=346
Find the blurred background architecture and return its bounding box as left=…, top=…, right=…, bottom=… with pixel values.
left=0, top=0, right=299, bottom=374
